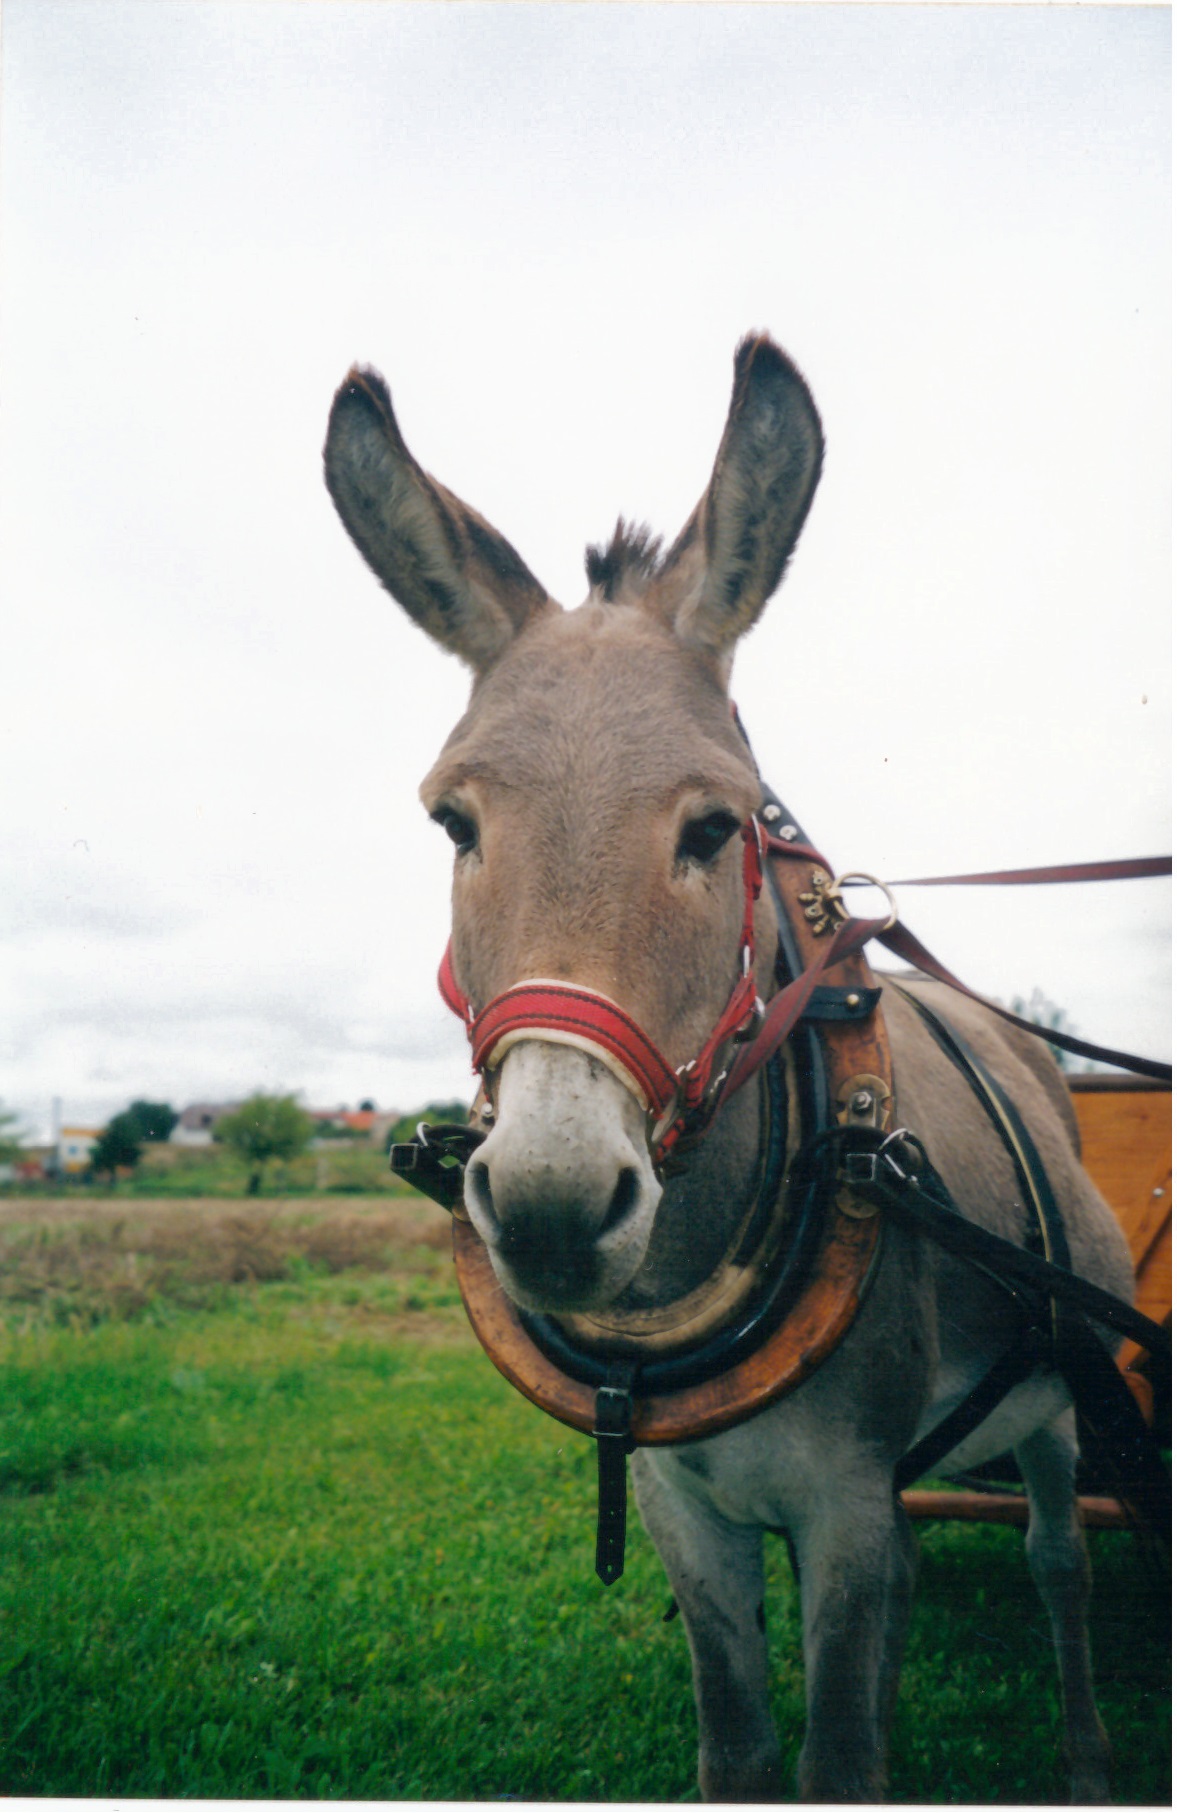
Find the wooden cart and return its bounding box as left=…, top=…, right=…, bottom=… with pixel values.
left=902, top=1074, right=1171, bottom=1528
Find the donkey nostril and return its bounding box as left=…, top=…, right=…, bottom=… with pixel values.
left=601, top=1166, right=640, bottom=1238
left=464, top=1160, right=498, bottom=1232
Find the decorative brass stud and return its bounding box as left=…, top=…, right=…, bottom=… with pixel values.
left=798, top=870, right=849, bottom=937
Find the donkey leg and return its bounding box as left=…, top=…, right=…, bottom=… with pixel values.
left=1015, top=1415, right=1111, bottom=1804
left=632, top=1451, right=781, bottom=1802
left=792, top=1482, right=918, bottom=1803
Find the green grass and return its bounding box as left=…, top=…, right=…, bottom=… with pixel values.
left=7, top=1139, right=410, bottom=1198
left=0, top=1201, right=1168, bottom=1801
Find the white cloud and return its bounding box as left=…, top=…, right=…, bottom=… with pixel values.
left=1, top=2, right=1168, bottom=1136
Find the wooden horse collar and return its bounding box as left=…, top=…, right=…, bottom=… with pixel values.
left=404, top=785, right=895, bottom=1450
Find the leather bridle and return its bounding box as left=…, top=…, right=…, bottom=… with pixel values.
left=438, top=818, right=771, bottom=1169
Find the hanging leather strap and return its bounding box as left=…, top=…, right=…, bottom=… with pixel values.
left=834, top=1127, right=1171, bottom=1536
left=593, top=1363, right=638, bottom=1585
left=887, top=986, right=1077, bottom=1480
left=840, top=1134, right=1169, bottom=1358
left=895, top=1323, right=1049, bottom=1492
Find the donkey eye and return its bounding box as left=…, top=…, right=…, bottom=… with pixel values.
left=432, top=807, right=478, bottom=855
left=677, top=811, right=740, bottom=866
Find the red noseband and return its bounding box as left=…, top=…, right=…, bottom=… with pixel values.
left=438, top=820, right=767, bottom=1166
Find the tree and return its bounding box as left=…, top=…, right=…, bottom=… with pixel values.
left=1007, top=988, right=1086, bottom=1073
left=0, top=1103, right=25, bottom=1168
left=89, top=1111, right=143, bottom=1183
left=125, top=1099, right=178, bottom=1142
left=386, top=1100, right=471, bottom=1147
left=216, top=1093, right=314, bottom=1195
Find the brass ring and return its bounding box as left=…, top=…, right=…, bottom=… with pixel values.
left=833, top=871, right=898, bottom=933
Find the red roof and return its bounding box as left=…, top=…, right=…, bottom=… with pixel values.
left=310, top=1109, right=376, bottom=1131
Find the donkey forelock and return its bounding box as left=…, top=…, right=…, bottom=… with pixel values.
left=585, top=519, right=671, bottom=606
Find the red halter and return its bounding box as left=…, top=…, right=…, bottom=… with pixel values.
left=438, top=820, right=767, bottom=1166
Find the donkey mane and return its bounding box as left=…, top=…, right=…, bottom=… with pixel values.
left=585, top=518, right=678, bottom=603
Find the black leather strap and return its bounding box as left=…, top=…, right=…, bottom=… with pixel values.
left=895, top=1322, right=1049, bottom=1491
left=593, top=1363, right=637, bottom=1585
left=802, top=985, right=882, bottom=1023
left=890, top=983, right=1072, bottom=1272
left=1053, top=1314, right=1171, bottom=1541
left=863, top=1154, right=1167, bottom=1357
left=837, top=1132, right=1172, bottom=1530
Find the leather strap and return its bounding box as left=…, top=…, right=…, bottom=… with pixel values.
left=844, top=1139, right=1169, bottom=1358
left=759, top=836, right=1171, bottom=1082
left=718, top=909, right=893, bottom=1104
left=593, top=1363, right=637, bottom=1585
left=471, top=978, right=680, bottom=1116
left=889, top=986, right=1072, bottom=1272
left=886, top=988, right=1078, bottom=1477
left=883, top=856, right=1171, bottom=888
left=895, top=1322, right=1049, bottom=1492
left=878, top=918, right=1171, bottom=1081
left=1053, top=1315, right=1172, bottom=1542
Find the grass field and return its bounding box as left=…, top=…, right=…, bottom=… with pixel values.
left=0, top=1196, right=1169, bottom=1802
left=18, top=1136, right=414, bottom=1199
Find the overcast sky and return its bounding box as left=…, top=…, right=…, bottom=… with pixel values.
left=1, top=1, right=1169, bottom=1142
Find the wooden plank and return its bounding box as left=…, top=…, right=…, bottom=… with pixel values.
left=1070, top=1085, right=1171, bottom=1263
left=901, top=1489, right=1132, bottom=1529
left=1070, top=1084, right=1171, bottom=1335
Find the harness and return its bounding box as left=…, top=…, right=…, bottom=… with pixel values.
left=440, top=818, right=771, bottom=1170
left=393, top=766, right=1172, bottom=1581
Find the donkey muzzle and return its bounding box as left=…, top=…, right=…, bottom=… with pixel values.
left=462, top=1040, right=662, bottom=1313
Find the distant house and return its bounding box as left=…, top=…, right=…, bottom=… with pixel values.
left=59, top=1126, right=101, bottom=1173
left=13, top=1148, right=53, bottom=1183
left=369, top=1111, right=401, bottom=1150
left=304, top=1106, right=412, bottom=1148
left=308, top=1107, right=378, bottom=1144
left=172, top=1103, right=240, bottom=1147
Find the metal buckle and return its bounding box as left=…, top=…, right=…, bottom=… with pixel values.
left=840, top=1127, right=920, bottom=1190
left=593, top=1383, right=635, bottom=1442
left=389, top=1120, right=487, bottom=1212
left=832, top=872, right=899, bottom=933
left=732, top=994, right=766, bottom=1044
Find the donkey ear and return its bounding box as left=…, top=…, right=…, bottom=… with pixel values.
left=324, top=367, right=554, bottom=670
left=653, top=335, right=823, bottom=656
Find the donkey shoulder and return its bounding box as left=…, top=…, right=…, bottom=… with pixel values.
left=880, top=973, right=1133, bottom=1295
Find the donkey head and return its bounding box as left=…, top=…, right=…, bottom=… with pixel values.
left=324, top=336, right=823, bottom=1314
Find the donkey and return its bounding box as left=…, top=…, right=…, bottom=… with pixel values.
left=323, top=334, right=1135, bottom=1802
